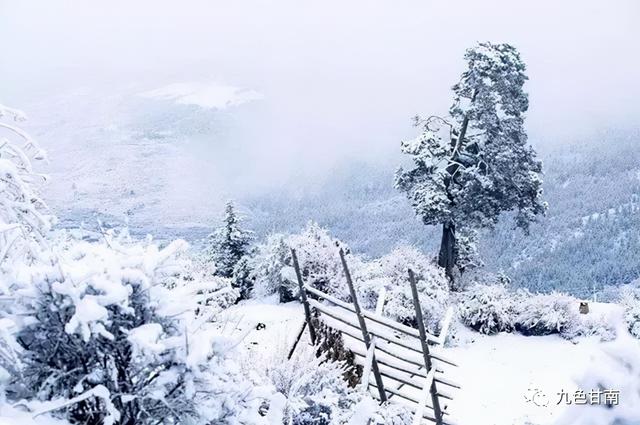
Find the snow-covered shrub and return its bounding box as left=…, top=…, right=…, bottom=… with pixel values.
left=250, top=223, right=352, bottom=302
left=174, top=273, right=239, bottom=321
left=555, top=328, right=640, bottom=425
left=255, top=343, right=412, bottom=425
left=232, top=255, right=255, bottom=301
left=619, top=285, right=640, bottom=338
left=287, top=221, right=352, bottom=300
left=250, top=233, right=294, bottom=301
left=356, top=246, right=450, bottom=332
left=562, top=312, right=617, bottom=342
left=0, top=105, right=53, bottom=274
left=514, top=291, right=578, bottom=336
left=257, top=343, right=359, bottom=424
left=458, top=283, right=517, bottom=334
left=8, top=231, right=258, bottom=425
left=149, top=234, right=239, bottom=319
left=0, top=318, right=23, bottom=392
left=349, top=400, right=413, bottom=425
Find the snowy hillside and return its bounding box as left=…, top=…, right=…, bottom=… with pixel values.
left=214, top=297, right=628, bottom=425
left=20, top=81, right=264, bottom=239
left=18, top=84, right=639, bottom=296
left=2, top=3, right=639, bottom=424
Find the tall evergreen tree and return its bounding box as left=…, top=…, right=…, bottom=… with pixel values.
left=395, top=42, right=546, bottom=285
left=208, top=201, right=253, bottom=278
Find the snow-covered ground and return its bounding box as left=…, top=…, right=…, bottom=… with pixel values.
left=215, top=295, right=305, bottom=358
left=139, top=81, right=263, bottom=109
left=218, top=298, right=620, bottom=425
left=0, top=405, right=67, bottom=425
left=448, top=332, right=601, bottom=425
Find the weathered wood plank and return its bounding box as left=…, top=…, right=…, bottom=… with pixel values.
left=304, top=284, right=356, bottom=313
left=292, top=249, right=316, bottom=344
left=305, top=283, right=442, bottom=343
left=312, top=304, right=458, bottom=368
left=360, top=337, right=377, bottom=390
left=340, top=248, right=387, bottom=403
left=414, top=369, right=437, bottom=425
left=409, top=268, right=443, bottom=425
left=350, top=350, right=462, bottom=390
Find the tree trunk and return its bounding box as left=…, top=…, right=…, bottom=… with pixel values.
left=438, top=222, right=456, bottom=287
left=438, top=92, right=476, bottom=288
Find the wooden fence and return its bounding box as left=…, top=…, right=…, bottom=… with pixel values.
left=290, top=248, right=460, bottom=425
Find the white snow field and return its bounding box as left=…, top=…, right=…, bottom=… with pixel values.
left=217, top=298, right=622, bottom=425
left=140, top=82, right=263, bottom=110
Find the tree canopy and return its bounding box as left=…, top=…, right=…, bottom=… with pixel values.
left=396, top=42, right=547, bottom=282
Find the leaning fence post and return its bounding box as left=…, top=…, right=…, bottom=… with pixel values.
left=408, top=268, right=443, bottom=425
left=292, top=249, right=316, bottom=345
left=339, top=248, right=387, bottom=403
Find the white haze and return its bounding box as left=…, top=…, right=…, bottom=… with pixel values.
left=0, top=0, right=638, bottom=221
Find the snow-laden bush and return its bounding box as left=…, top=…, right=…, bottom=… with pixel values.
left=555, top=328, right=640, bottom=425
left=349, top=400, right=413, bottom=425
left=458, top=283, right=517, bottom=334
left=0, top=317, right=23, bottom=396
left=255, top=343, right=412, bottom=425
left=514, top=291, right=617, bottom=340
left=0, top=105, right=53, bottom=274
left=619, top=285, right=640, bottom=338
left=561, top=312, right=617, bottom=342
left=250, top=233, right=292, bottom=300
left=287, top=221, right=352, bottom=300
left=356, top=246, right=450, bottom=333
left=232, top=255, right=255, bottom=301
left=514, top=291, right=578, bottom=336
left=5, top=231, right=260, bottom=425
left=250, top=223, right=353, bottom=302
left=257, top=342, right=358, bottom=424
left=156, top=234, right=239, bottom=319
left=459, top=283, right=616, bottom=340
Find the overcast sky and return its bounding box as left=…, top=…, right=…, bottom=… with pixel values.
left=1, top=0, right=638, bottom=193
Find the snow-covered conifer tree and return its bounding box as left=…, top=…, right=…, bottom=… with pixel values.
left=207, top=201, right=253, bottom=278
left=395, top=42, right=546, bottom=285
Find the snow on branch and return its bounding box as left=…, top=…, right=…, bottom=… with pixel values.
left=0, top=105, right=52, bottom=273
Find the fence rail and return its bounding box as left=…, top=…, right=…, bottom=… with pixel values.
left=290, top=248, right=460, bottom=425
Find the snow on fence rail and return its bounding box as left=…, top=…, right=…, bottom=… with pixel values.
left=289, top=248, right=460, bottom=425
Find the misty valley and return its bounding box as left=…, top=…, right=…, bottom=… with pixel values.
left=1, top=2, right=639, bottom=425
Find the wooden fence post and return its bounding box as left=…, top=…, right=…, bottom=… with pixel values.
left=292, top=249, right=316, bottom=345
left=362, top=287, right=386, bottom=390
left=408, top=268, right=443, bottom=425
left=339, top=248, right=387, bottom=403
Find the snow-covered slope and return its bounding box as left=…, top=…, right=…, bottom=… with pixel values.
left=139, top=82, right=262, bottom=109
left=218, top=298, right=623, bottom=425
left=19, top=81, right=263, bottom=240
